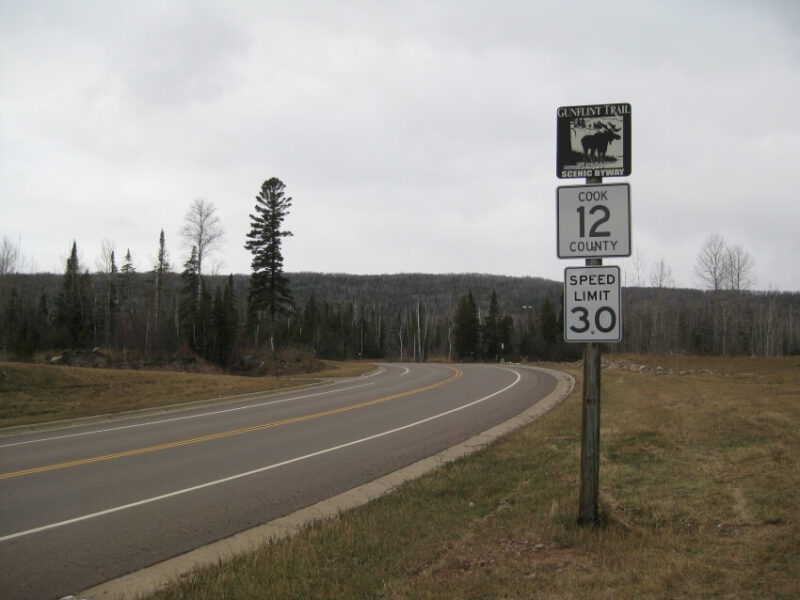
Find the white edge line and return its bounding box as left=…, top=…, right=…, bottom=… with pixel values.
left=1, top=368, right=521, bottom=543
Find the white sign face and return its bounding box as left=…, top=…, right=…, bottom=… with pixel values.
left=557, top=183, right=631, bottom=258
left=564, top=266, right=622, bottom=343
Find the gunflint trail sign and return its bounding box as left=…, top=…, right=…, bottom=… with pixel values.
left=556, top=103, right=631, bottom=179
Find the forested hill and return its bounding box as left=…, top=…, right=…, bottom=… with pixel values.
left=288, top=272, right=561, bottom=315
left=1, top=271, right=562, bottom=319
left=1, top=270, right=798, bottom=366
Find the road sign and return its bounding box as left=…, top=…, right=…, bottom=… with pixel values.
left=564, top=266, right=621, bottom=343
left=557, top=103, right=631, bottom=179
left=557, top=183, right=631, bottom=258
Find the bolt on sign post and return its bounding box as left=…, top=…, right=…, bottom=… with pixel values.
left=556, top=103, right=632, bottom=525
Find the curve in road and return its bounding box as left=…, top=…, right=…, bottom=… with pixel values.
left=0, top=363, right=573, bottom=600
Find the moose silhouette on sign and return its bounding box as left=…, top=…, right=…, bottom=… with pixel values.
left=581, top=122, right=621, bottom=167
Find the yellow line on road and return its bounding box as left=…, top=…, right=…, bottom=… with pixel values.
left=0, top=368, right=462, bottom=481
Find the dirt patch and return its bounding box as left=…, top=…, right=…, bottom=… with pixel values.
left=602, top=357, right=752, bottom=377
left=415, top=538, right=581, bottom=582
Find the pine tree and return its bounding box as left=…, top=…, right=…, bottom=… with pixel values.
left=154, top=229, right=170, bottom=333
left=245, top=177, right=295, bottom=352
left=55, top=241, right=89, bottom=347
left=180, top=247, right=200, bottom=350
left=453, top=291, right=480, bottom=361
left=539, top=296, right=560, bottom=357
left=212, top=275, right=237, bottom=366
left=483, top=290, right=501, bottom=361
left=117, top=249, right=137, bottom=353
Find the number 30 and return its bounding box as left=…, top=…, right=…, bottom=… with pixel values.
left=570, top=306, right=616, bottom=334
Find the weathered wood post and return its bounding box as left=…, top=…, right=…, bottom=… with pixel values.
left=578, top=175, right=603, bottom=524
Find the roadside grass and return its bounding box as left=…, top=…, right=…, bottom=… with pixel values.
left=0, top=360, right=374, bottom=428
left=140, top=355, right=799, bottom=599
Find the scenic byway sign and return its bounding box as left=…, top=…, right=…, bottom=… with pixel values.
left=557, top=183, right=631, bottom=258
left=556, top=103, right=631, bottom=179
left=564, top=266, right=621, bottom=343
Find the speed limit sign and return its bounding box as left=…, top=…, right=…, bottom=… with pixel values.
left=564, top=266, right=621, bottom=343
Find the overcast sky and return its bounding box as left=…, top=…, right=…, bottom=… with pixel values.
left=2, top=0, right=799, bottom=291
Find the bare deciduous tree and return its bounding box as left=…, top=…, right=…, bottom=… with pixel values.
left=628, top=247, right=648, bottom=287
left=95, top=239, right=116, bottom=274
left=694, top=233, right=727, bottom=291
left=649, top=258, right=675, bottom=288
left=0, top=236, right=21, bottom=276
left=181, top=198, right=224, bottom=297
left=725, top=244, right=755, bottom=292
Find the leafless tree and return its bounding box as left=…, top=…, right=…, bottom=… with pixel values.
left=95, top=239, right=116, bottom=274
left=725, top=244, right=755, bottom=292
left=649, top=258, right=675, bottom=288
left=181, top=198, right=224, bottom=297
left=0, top=236, right=21, bottom=276
left=621, top=247, right=648, bottom=287
left=694, top=233, right=728, bottom=291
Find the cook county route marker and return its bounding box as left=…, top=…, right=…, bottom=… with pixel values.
left=557, top=183, right=631, bottom=259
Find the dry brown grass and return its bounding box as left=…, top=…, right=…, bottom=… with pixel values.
left=141, top=355, right=800, bottom=600
left=0, top=360, right=375, bottom=428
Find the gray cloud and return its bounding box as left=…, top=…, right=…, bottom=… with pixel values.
left=1, top=0, right=799, bottom=290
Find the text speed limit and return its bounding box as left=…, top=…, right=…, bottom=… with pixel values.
left=564, top=266, right=622, bottom=343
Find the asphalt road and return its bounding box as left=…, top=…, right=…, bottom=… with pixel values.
left=0, top=363, right=559, bottom=600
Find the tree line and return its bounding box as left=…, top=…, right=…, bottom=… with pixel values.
left=1, top=193, right=798, bottom=368
left=2, top=266, right=797, bottom=367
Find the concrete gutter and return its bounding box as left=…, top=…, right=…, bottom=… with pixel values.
left=76, top=366, right=575, bottom=600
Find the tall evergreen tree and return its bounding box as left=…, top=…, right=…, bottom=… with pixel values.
left=118, top=249, right=137, bottom=353
left=539, top=296, right=560, bottom=356
left=245, top=177, right=295, bottom=351
left=55, top=241, right=89, bottom=347
left=212, top=275, right=238, bottom=366
left=483, top=290, right=501, bottom=360
left=154, top=229, right=170, bottom=332
left=179, top=247, right=200, bottom=350
left=453, top=291, right=480, bottom=361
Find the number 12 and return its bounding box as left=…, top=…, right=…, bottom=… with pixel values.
left=577, top=205, right=611, bottom=238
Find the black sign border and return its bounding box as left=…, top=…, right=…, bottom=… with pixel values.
left=563, top=265, right=623, bottom=343
left=556, top=103, right=631, bottom=179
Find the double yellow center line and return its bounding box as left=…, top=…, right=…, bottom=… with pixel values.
left=1, top=367, right=462, bottom=481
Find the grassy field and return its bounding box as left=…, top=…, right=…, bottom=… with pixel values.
left=0, top=360, right=373, bottom=428
left=133, top=355, right=799, bottom=600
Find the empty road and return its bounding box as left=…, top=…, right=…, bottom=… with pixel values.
left=0, top=363, right=562, bottom=599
